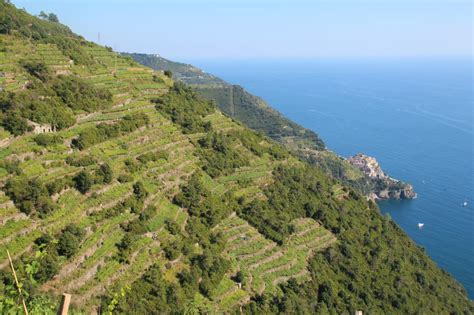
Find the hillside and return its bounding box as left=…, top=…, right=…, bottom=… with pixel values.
left=0, top=2, right=472, bottom=314
left=125, top=52, right=416, bottom=200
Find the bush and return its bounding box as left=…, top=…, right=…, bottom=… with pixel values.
left=197, top=132, right=249, bottom=177
left=0, top=159, right=22, bottom=175
left=96, top=163, right=113, bottom=184
left=65, top=155, right=96, bottom=167
left=52, top=75, right=112, bottom=112
left=118, top=173, right=133, bottom=183
left=137, top=150, right=168, bottom=164
left=34, top=134, right=61, bottom=146
left=46, top=176, right=73, bottom=195
left=1, top=111, right=32, bottom=136
left=57, top=224, right=85, bottom=258
left=73, top=171, right=94, bottom=194
left=4, top=177, right=55, bottom=216
left=72, top=113, right=149, bottom=150
left=153, top=82, right=214, bottom=134
left=20, top=60, right=51, bottom=82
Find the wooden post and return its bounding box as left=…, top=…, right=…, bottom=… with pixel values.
left=7, top=250, right=28, bottom=315
left=57, top=293, right=72, bottom=315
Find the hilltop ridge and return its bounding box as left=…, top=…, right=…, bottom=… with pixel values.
left=0, top=2, right=471, bottom=314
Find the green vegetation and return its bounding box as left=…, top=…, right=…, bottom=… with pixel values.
left=72, top=113, right=150, bottom=149
left=0, top=62, right=112, bottom=135
left=34, top=133, right=61, bottom=146
left=152, top=82, right=213, bottom=134
left=0, top=3, right=471, bottom=314
left=128, top=52, right=418, bottom=201
left=4, top=177, right=55, bottom=216
left=197, top=132, right=249, bottom=177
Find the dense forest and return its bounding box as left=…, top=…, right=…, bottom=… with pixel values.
left=0, top=1, right=472, bottom=313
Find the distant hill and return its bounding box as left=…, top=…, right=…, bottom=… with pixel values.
left=124, top=53, right=415, bottom=199
left=0, top=2, right=471, bottom=313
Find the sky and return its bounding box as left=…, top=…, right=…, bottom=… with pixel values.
left=11, top=0, right=473, bottom=61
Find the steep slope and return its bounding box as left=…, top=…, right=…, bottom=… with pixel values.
left=0, top=2, right=472, bottom=314
left=125, top=52, right=416, bottom=200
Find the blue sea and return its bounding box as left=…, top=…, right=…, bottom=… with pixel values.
left=191, top=57, right=474, bottom=297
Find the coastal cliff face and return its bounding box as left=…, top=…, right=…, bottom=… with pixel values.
left=348, top=153, right=417, bottom=200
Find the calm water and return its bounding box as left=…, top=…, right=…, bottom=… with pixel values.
left=191, top=58, right=474, bottom=297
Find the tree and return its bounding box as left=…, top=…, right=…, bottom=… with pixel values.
left=164, top=70, right=172, bottom=78
left=96, top=163, right=113, bottom=184
left=1, top=111, right=32, bottom=136
left=57, top=231, right=79, bottom=258
left=133, top=181, right=147, bottom=200
left=38, top=11, right=48, bottom=19
left=47, top=13, right=59, bottom=23
left=73, top=171, right=93, bottom=194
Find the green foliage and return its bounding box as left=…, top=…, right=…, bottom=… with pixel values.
left=0, top=158, right=22, bottom=175
left=136, top=150, right=168, bottom=164
left=164, top=70, right=173, bottom=78
left=72, top=113, right=150, bottom=150
left=34, top=133, right=61, bottom=146
left=117, top=173, right=133, bottom=183
left=113, top=264, right=185, bottom=314
left=73, top=170, right=94, bottom=194
left=52, top=75, right=112, bottom=112
left=174, top=173, right=234, bottom=232
left=45, top=176, right=73, bottom=195
left=96, top=163, right=113, bottom=184
left=39, top=11, right=59, bottom=23
left=0, top=75, right=101, bottom=134
left=20, top=60, right=51, bottom=82
left=4, top=176, right=55, bottom=216
left=115, top=234, right=136, bottom=264
left=65, top=155, right=96, bottom=167
left=57, top=224, right=85, bottom=258
left=197, top=132, right=249, bottom=177
left=238, top=164, right=473, bottom=313
left=153, top=82, right=214, bottom=134
left=0, top=1, right=92, bottom=64
left=0, top=110, right=32, bottom=135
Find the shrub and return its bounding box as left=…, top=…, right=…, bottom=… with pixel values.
left=1, top=111, right=32, bottom=136
left=20, top=60, right=51, bottom=82
left=34, top=134, right=61, bottom=146
left=73, top=171, right=94, bottom=194
left=52, top=75, right=112, bottom=112
left=65, top=155, right=96, bottom=167
left=153, top=83, right=214, bottom=134
left=96, top=163, right=113, bottom=184
left=4, top=177, right=55, bottom=216
left=57, top=224, right=85, bottom=258
left=72, top=113, right=149, bottom=150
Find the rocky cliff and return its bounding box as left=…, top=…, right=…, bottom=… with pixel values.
left=348, top=153, right=417, bottom=200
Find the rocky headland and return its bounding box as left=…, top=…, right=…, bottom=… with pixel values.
left=347, top=153, right=417, bottom=200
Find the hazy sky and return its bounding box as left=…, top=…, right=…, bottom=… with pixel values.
left=11, top=0, right=473, bottom=61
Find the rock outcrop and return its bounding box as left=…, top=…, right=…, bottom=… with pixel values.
left=348, top=153, right=417, bottom=200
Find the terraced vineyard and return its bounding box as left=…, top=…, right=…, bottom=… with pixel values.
left=0, top=24, right=305, bottom=310
left=1, top=3, right=472, bottom=314
left=210, top=214, right=336, bottom=310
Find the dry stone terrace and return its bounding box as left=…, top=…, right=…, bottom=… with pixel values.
left=0, top=33, right=321, bottom=311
